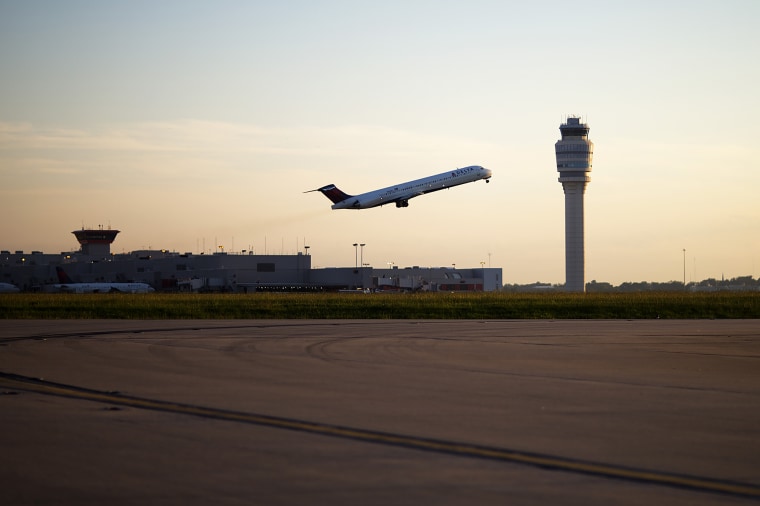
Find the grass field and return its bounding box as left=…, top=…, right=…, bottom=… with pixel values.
left=1, top=292, right=759, bottom=319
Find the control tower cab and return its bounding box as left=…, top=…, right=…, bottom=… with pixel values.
left=72, top=225, right=120, bottom=257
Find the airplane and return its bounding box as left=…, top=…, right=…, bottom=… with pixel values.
left=50, top=266, right=155, bottom=294
left=0, top=282, right=20, bottom=293
left=306, top=165, right=492, bottom=209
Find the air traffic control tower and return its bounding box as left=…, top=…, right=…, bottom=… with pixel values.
left=72, top=225, right=120, bottom=258
left=555, top=117, right=594, bottom=292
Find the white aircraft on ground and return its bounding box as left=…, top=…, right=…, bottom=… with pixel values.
left=306, top=165, right=492, bottom=209
left=0, top=282, right=20, bottom=293
left=50, top=267, right=155, bottom=294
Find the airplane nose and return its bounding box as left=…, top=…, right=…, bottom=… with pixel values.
left=484, top=168, right=492, bottom=178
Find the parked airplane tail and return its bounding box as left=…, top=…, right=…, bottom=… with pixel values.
left=305, top=184, right=353, bottom=204
left=56, top=266, right=75, bottom=284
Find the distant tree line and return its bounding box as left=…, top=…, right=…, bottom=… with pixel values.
left=502, top=276, right=760, bottom=293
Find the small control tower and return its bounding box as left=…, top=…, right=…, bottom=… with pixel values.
left=555, top=117, right=594, bottom=292
left=72, top=225, right=120, bottom=257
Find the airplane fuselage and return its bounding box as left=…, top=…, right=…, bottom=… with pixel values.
left=0, top=282, right=20, bottom=293
left=313, top=165, right=491, bottom=210
left=51, top=282, right=155, bottom=294
left=51, top=266, right=155, bottom=293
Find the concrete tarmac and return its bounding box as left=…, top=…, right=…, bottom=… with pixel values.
left=1, top=319, right=759, bottom=505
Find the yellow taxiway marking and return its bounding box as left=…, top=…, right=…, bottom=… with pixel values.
left=2, top=372, right=759, bottom=500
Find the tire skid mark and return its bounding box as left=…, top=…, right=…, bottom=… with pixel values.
left=6, top=323, right=756, bottom=397
left=1, top=371, right=759, bottom=500
left=300, top=335, right=760, bottom=398
left=0, top=321, right=364, bottom=345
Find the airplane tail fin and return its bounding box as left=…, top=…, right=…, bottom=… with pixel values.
left=56, top=266, right=74, bottom=284
left=305, top=184, right=353, bottom=204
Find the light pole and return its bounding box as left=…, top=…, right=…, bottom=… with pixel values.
left=304, top=245, right=310, bottom=255
left=360, top=243, right=366, bottom=268
left=683, top=248, right=686, bottom=287
left=353, top=243, right=358, bottom=269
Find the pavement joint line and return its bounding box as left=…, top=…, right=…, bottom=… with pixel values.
left=2, top=371, right=759, bottom=500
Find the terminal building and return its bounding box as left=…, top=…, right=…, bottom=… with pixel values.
left=1, top=226, right=501, bottom=293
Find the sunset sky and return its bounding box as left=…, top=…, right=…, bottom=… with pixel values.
left=1, top=1, right=758, bottom=284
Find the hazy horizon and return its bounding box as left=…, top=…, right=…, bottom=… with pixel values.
left=2, top=1, right=758, bottom=285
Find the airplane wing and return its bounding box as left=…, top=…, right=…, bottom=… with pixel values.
left=386, top=191, right=426, bottom=208
left=391, top=182, right=457, bottom=206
